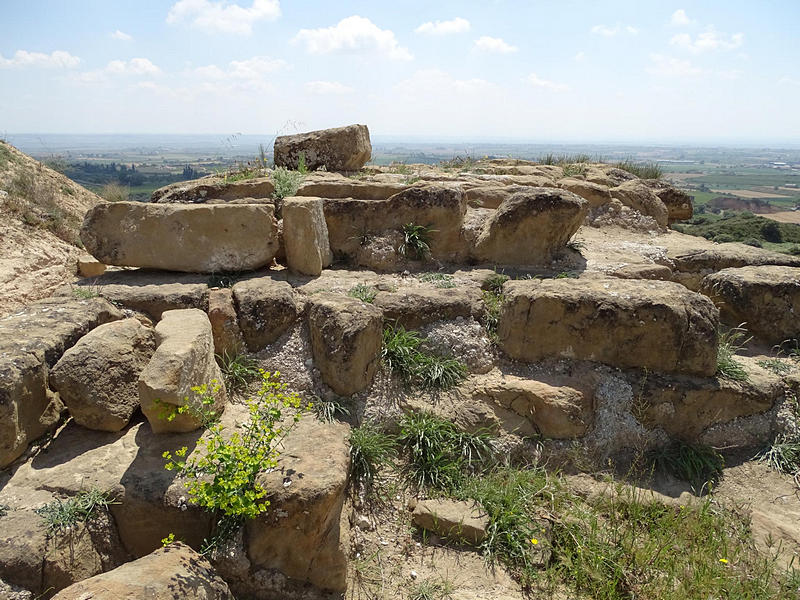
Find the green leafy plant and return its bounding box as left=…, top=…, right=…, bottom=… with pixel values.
left=349, top=423, right=396, bottom=491
left=163, top=371, right=309, bottom=552
left=297, top=151, right=309, bottom=175
left=418, top=272, right=457, bottom=288
left=482, top=290, right=504, bottom=339
left=271, top=166, right=305, bottom=201
left=717, top=325, right=751, bottom=381
left=647, top=441, right=724, bottom=492
left=216, top=350, right=259, bottom=394
left=400, top=223, right=433, bottom=261
left=35, top=489, right=116, bottom=534
left=398, top=412, right=492, bottom=491
left=71, top=285, right=98, bottom=300
left=348, top=283, right=378, bottom=304
left=381, top=324, right=467, bottom=390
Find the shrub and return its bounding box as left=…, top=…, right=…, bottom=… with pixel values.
left=349, top=423, right=395, bottom=491
left=399, top=223, right=433, bottom=261
left=100, top=182, right=129, bottom=203
left=163, top=371, right=309, bottom=552
left=35, top=488, right=116, bottom=534
left=398, top=412, right=492, bottom=490
left=271, top=166, right=304, bottom=201
left=761, top=221, right=783, bottom=243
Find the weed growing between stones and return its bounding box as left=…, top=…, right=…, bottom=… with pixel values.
left=562, top=163, right=587, bottom=178
left=348, top=283, right=377, bottom=304
left=271, top=166, right=305, bottom=201
left=349, top=423, right=396, bottom=493
left=757, top=358, right=792, bottom=375
left=71, top=285, right=98, bottom=300
left=646, top=441, right=725, bottom=493
left=407, top=576, right=455, bottom=600
left=418, top=272, right=457, bottom=288
left=216, top=350, right=259, bottom=394
left=35, top=488, right=116, bottom=535
left=758, top=435, right=800, bottom=475
left=717, top=324, right=751, bottom=381
left=381, top=324, right=467, bottom=390
left=162, top=371, right=310, bottom=553
left=400, top=223, right=433, bottom=261
left=397, top=412, right=493, bottom=492
left=313, top=395, right=350, bottom=423
left=612, top=158, right=663, bottom=179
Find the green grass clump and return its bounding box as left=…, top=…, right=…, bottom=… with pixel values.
left=717, top=325, right=751, bottom=381
left=216, top=350, right=259, bottom=394
left=271, top=166, right=305, bottom=200
left=35, top=489, right=116, bottom=534
left=381, top=325, right=467, bottom=390
left=671, top=211, right=800, bottom=255
left=348, top=283, right=378, bottom=303
left=418, top=272, right=456, bottom=288
left=407, top=577, right=454, bottom=600
left=313, top=396, right=350, bottom=423
left=482, top=271, right=509, bottom=294
left=398, top=412, right=492, bottom=491
left=758, top=435, right=800, bottom=475
left=349, top=423, right=395, bottom=491
left=613, top=159, right=663, bottom=179
left=562, top=163, right=587, bottom=178
left=757, top=358, right=792, bottom=375
left=71, top=286, right=98, bottom=300
left=481, top=290, right=504, bottom=338
left=400, top=223, right=434, bottom=261
left=647, top=441, right=725, bottom=492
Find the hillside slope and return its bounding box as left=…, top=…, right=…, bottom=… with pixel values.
left=0, top=141, right=100, bottom=315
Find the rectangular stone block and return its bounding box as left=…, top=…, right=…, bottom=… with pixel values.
left=282, top=196, right=332, bottom=276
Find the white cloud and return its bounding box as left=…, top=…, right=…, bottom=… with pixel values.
left=190, top=55, right=287, bottom=94
left=779, top=76, right=800, bottom=86
left=166, top=0, right=280, bottom=35
left=111, top=30, right=133, bottom=41
left=395, top=69, right=495, bottom=96
left=670, top=9, right=693, bottom=26
left=591, top=23, right=638, bottom=37
left=293, top=16, right=412, bottom=60
left=106, top=58, right=161, bottom=75
left=305, top=80, right=354, bottom=95
left=474, top=36, right=518, bottom=54
left=574, top=51, right=585, bottom=62
left=0, top=49, right=80, bottom=69
left=670, top=28, right=743, bottom=53
left=415, top=17, right=470, bottom=35
left=526, top=73, right=569, bottom=91
left=718, top=69, right=743, bottom=80
left=646, top=53, right=703, bottom=77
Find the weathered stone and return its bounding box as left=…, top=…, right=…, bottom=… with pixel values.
left=282, top=197, right=332, bottom=276
left=296, top=175, right=407, bottom=200
left=0, top=507, right=127, bottom=597
left=412, top=499, right=488, bottom=545
left=643, top=179, right=693, bottom=223
left=246, top=418, right=350, bottom=593
left=469, top=373, right=592, bottom=438
left=464, top=183, right=554, bottom=209
left=139, top=309, right=226, bottom=433
left=637, top=362, right=782, bottom=440
left=609, top=264, right=673, bottom=280
left=601, top=166, right=639, bottom=186
left=274, top=124, right=372, bottom=172
left=610, top=180, right=669, bottom=229
left=232, top=277, right=298, bottom=352
left=308, top=293, right=383, bottom=396
left=700, top=266, right=800, bottom=344
left=151, top=175, right=275, bottom=203
left=473, top=188, right=588, bottom=265
left=557, top=178, right=612, bottom=208
left=81, top=202, right=279, bottom=273
left=373, top=288, right=483, bottom=329
left=77, top=257, right=106, bottom=278
left=68, top=270, right=210, bottom=320
left=208, top=288, right=245, bottom=356
left=324, top=185, right=468, bottom=263
left=50, top=318, right=155, bottom=432
left=52, top=543, right=234, bottom=600
left=0, top=297, right=122, bottom=467
left=498, top=278, right=719, bottom=376
left=670, top=244, right=800, bottom=291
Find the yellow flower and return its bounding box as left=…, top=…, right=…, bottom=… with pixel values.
left=530, top=538, right=539, bottom=545
left=719, top=558, right=728, bottom=564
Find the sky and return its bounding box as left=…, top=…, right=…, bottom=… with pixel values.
left=1, top=0, right=798, bottom=143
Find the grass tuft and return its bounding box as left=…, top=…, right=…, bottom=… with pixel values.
left=717, top=325, right=751, bottom=381
left=613, top=158, right=663, bottom=179
left=408, top=576, right=455, bottom=600
left=313, top=396, right=350, bottom=423
left=216, top=350, right=259, bottom=394
left=647, top=441, right=725, bottom=492
left=35, top=489, right=116, bottom=534
left=418, top=272, right=457, bottom=288
left=382, top=324, right=467, bottom=390
left=349, top=423, right=395, bottom=491
left=400, top=223, right=433, bottom=261
left=757, top=434, right=800, bottom=475
left=348, top=283, right=378, bottom=304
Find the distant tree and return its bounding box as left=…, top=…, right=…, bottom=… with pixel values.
left=761, top=221, right=783, bottom=243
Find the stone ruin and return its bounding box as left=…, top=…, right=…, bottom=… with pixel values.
left=1, top=124, right=799, bottom=599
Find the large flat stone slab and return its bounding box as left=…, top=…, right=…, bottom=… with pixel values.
left=81, top=202, right=279, bottom=273
left=498, top=278, right=719, bottom=376
left=151, top=176, right=275, bottom=203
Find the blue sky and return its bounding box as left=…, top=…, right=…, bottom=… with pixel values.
left=1, top=0, right=798, bottom=143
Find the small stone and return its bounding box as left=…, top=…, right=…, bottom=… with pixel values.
left=410, top=570, right=418, bottom=580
